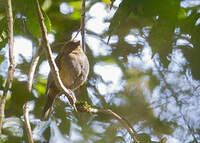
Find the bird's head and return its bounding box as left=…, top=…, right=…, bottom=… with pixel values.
left=63, top=40, right=81, bottom=53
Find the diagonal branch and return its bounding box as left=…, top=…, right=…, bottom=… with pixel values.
left=81, top=0, right=86, bottom=52
left=28, top=41, right=42, bottom=92
left=36, top=1, right=139, bottom=142
left=76, top=102, right=140, bottom=143
left=95, top=109, right=139, bottom=143
left=35, top=0, right=77, bottom=111
left=0, top=0, right=15, bottom=135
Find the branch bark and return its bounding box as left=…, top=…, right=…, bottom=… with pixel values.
left=35, top=0, right=77, bottom=111
left=36, top=1, right=139, bottom=142
left=28, top=41, right=42, bottom=92
left=97, top=109, right=139, bottom=143
left=81, top=0, right=86, bottom=52
left=76, top=102, right=140, bottom=143
left=0, top=0, right=15, bottom=135
left=23, top=102, right=34, bottom=143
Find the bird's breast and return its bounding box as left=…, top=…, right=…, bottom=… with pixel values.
left=59, top=52, right=89, bottom=90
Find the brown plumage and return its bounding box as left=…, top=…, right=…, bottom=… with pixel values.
left=40, top=40, right=89, bottom=121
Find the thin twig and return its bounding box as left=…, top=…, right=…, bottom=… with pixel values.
left=89, top=108, right=140, bottom=143
left=36, top=1, right=139, bottom=142
left=28, top=41, right=42, bottom=92
left=72, top=29, right=81, bottom=40
left=0, top=0, right=15, bottom=135
left=35, top=0, right=77, bottom=111
left=81, top=0, right=86, bottom=52
left=76, top=102, right=139, bottom=143
left=23, top=102, right=34, bottom=143
left=107, top=33, right=111, bottom=45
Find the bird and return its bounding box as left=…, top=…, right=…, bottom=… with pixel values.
left=40, top=40, right=89, bottom=121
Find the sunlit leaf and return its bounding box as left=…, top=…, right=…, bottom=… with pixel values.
left=43, top=10, right=51, bottom=33
left=178, top=8, right=187, bottom=19
left=35, top=77, right=47, bottom=95
left=38, top=77, right=48, bottom=84
left=0, top=137, right=7, bottom=143
left=96, top=56, right=116, bottom=64
left=102, top=0, right=110, bottom=5
left=0, top=31, right=7, bottom=51
left=35, top=83, right=46, bottom=95
left=0, top=17, right=7, bottom=50
left=68, top=1, right=82, bottom=10
left=70, top=11, right=81, bottom=20
left=1, top=0, right=200, bottom=142
left=42, top=0, right=52, bottom=11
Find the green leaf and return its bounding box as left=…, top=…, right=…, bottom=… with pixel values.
left=43, top=10, right=51, bottom=33
left=0, top=54, right=4, bottom=64
left=68, top=1, right=82, bottom=20
left=0, top=17, right=7, bottom=35
left=70, top=11, right=81, bottom=20
left=178, top=8, right=187, bottom=19
left=102, top=0, right=110, bottom=5
left=38, top=77, right=47, bottom=84
left=26, top=7, right=51, bottom=38
left=68, top=1, right=82, bottom=11
left=35, top=82, right=46, bottom=95
left=26, top=9, right=41, bottom=38
left=0, top=37, right=7, bottom=51
left=96, top=56, right=116, bottom=64
left=35, top=77, right=47, bottom=95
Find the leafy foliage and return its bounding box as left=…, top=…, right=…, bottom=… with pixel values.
left=0, top=0, right=200, bottom=142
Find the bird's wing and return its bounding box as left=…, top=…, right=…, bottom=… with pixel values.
left=55, top=52, right=64, bottom=70
left=45, top=72, right=53, bottom=94
left=45, top=52, right=64, bottom=94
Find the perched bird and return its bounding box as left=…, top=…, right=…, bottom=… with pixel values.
left=40, top=40, right=89, bottom=121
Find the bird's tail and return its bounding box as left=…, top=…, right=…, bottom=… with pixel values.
left=40, top=95, right=54, bottom=121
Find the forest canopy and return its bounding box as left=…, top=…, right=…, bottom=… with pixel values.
left=0, top=0, right=200, bottom=142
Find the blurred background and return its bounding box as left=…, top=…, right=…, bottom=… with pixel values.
left=0, top=0, right=200, bottom=142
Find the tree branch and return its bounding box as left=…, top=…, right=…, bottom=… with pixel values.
left=35, top=0, right=77, bottom=111
left=36, top=1, right=139, bottom=142
left=76, top=102, right=140, bottom=143
left=28, top=41, right=42, bottom=92
left=81, top=0, right=86, bottom=52
left=23, top=102, right=34, bottom=143
left=99, top=109, right=139, bottom=143
left=0, top=0, right=15, bottom=135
